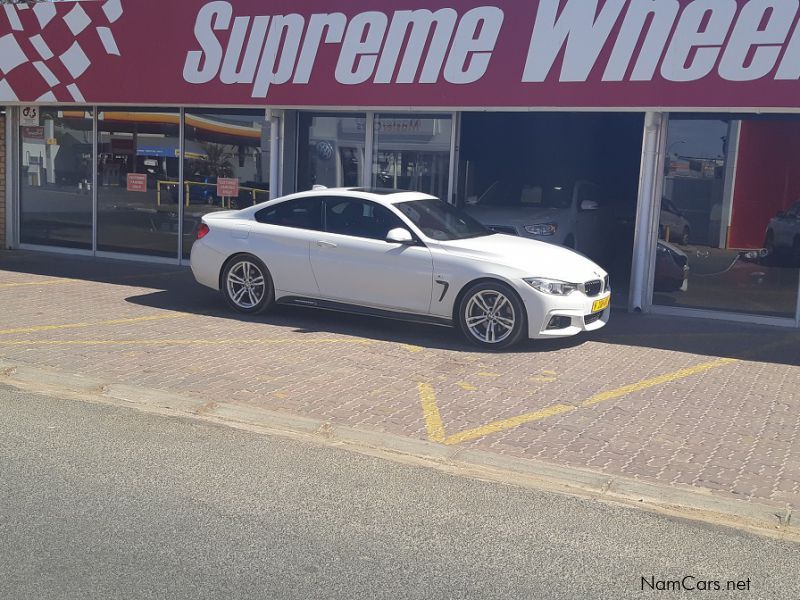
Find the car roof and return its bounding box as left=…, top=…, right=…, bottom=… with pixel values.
left=236, top=187, right=439, bottom=219
left=320, top=187, right=438, bottom=204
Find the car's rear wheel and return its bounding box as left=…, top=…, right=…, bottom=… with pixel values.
left=458, top=282, right=526, bottom=350
left=221, top=254, right=274, bottom=314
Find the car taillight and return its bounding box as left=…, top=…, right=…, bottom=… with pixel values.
left=197, top=223, right=210, bottom=240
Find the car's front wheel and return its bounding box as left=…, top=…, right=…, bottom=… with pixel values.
left=221, top=254, right=274, bottom=314
left=457, top=282, right=527, bottom=350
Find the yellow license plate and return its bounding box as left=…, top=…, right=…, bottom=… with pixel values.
left=592, top=296, right=610, bottom=313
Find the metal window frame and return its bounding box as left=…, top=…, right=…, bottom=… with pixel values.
left=178, top=107, right=185, bottom=263
left=628, top=111, right=665, bottom=313
left=92, top=108, right=98, bottom=253
left=363, top=111, right=374, bottom=189
left=448, top=111, right=459, bottom=205
left=4, top=107, right=15, bottom=249
left=719, top=120, right=741, bottom=249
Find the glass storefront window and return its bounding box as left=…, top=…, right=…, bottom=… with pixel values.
left=372, top=114, right=452, bottom=198
left=96, top=108, right=180, bottom=257
left=19, top=108, right=93, bottom=249
left=654, top=117, right=799, bottom=318
left=183, top=110, right=270, bottom=259
left=297, top=113, right=365, bottom=190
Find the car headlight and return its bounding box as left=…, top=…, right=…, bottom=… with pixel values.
left=524, top=223, right=558, bottom=236
left=524, top=278, right=578, bottom=296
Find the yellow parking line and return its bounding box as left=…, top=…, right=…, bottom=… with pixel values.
left=0, top=338, right=374, bottom=347
left=402, top=344, right=424, bottom=353
left=417, top=383, right=446, bottom=443
left=418, top=357, right=739, bottom=445
left=0, top=314, right=190, bottom=336
left=581, top=358, right=739, bottom=407
left=443, top=404, right=574, bottom=445
left=0, top=278, right=76, bottom=289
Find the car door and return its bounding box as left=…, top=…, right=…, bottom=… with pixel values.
left=250, top=197, right=323, bottom=296
left=310, top=197, right=434, bottom=314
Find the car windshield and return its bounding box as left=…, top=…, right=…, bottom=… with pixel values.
left=474, top=181, right=573, bottom=209
left=395, top=199, right=492, bottom=241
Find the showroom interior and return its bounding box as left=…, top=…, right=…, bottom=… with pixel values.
left=4, top=107, right=800, bottom=327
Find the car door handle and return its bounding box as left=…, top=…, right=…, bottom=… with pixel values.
left=316, top=240, right=337, bottom=249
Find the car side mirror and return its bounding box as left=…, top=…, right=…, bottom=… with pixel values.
left=386, top=228, right=414, bottom=244
left=580, top=200, right=600, bottom=211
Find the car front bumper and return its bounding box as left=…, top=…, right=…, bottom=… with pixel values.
left=518, top=284, right=611, bottom=339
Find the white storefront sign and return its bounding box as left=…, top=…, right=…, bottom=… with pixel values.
left=20, top=106, right=39, bottom=127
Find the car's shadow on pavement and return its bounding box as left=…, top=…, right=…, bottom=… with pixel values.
left=126, top=284, right=800, bottom=365
left=125, top=284, right=588, bottom=355
left=123, top=282, right=800, bottom=364
left=3, top=250, right=799, bottom=363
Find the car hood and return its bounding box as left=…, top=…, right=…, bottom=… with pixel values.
left=463, top=205, right=570, bottom=225
left=437, top=234, right=606, bottom=282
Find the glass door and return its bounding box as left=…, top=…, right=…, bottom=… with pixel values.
left=19, top=108, right=93, bottom=250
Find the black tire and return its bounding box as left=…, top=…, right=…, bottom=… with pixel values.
left=457, top=281, right=527, bottom=350
left=220, top=254, right=274, bottom=314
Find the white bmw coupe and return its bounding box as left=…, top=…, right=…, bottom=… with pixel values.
left=190, top=188, right=610, bottom=349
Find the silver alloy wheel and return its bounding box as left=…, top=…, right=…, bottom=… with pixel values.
left=226, top=260, right=266, bottom=310
left=464, top=290, right=516, bottom=344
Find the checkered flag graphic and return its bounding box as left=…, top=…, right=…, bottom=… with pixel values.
left=0, top=0, right=124, bottom=102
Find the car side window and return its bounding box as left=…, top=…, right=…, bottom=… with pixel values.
left=324, top=197, right=406, bottom=240
left=255, top=197, right=323, bottom=231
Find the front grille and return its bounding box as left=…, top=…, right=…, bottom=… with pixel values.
left=584, top=311, right=604, bottom=325
left=584, top=280, right=602, bottom=297
left=488, top=225, right=518, bottom=235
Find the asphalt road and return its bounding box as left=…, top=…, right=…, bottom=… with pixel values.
left=0, top=385, right=797, bottom=600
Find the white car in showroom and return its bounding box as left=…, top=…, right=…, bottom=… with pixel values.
left=190, top=188, right=611, bottom=349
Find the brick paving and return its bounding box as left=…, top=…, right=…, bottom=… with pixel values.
left=1, top=250, right=799, bottom=509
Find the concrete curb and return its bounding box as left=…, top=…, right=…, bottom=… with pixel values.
left=0, top=358, right=795, bottom=542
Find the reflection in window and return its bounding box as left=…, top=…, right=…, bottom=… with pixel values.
left=183, top=110, right=270, bottom=258
left=297, top=114, right=365, bottom=190
left=19, top=108, right=93, bottom=249
left=654, top=118, right=799, bottom=318
left=96, top=109, right=180, bottom=257
left=372, top=114, right=451, bottom=199
left=255, top=197, right=321, bottom=230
